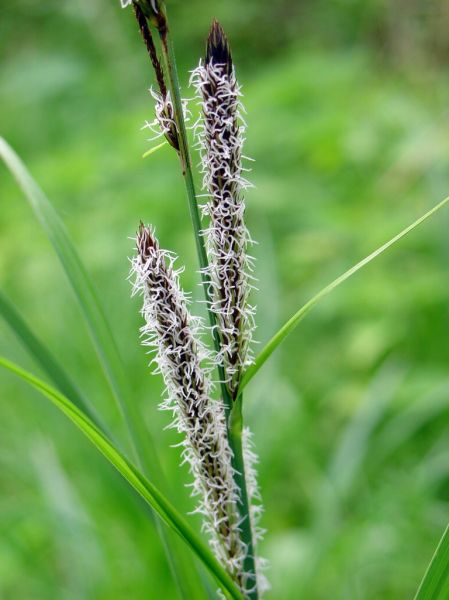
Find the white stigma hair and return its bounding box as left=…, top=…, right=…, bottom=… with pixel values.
left=131, top=225, right=250, bottom=590
left=143, top=89, right=190, bottom=152
left=243, top=427, right=270, bottom=595
left=143, top=89, right=177, bottom=147
left=120, top=0, right=158, bottom=9
left=190, top=32, right=256, bottom=400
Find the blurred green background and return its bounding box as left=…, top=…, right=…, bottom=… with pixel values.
left=1, top=1, right=449, bottom=598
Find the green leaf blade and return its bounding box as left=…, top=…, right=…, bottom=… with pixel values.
left=415, top=525, right=449, bottom=600
left=0, top=291, right=106, bottom=431
left=0, top=356, right=243, bottom=600
left=0, top=296, right=206, bottom=599
left=143, top=140, right=168, bottom=158
left=0, top=137, right=129, bottom=427
left=0, top=137, right=208, bottom=596
left=240, top=196, right=449, bottom=392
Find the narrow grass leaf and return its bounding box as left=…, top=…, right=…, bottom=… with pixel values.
left=0, top=298, right=205, bottom=600
left=0, top=356, right=243, bottom=600
left=0, top=290, right=106, bottom=432
left=0, top=137, right=133, bottom=433
left=143, top=140, right=168, bottom=158
left=240, top=196, right=449, bottom=392
left=0, top=137, right=207, bottom=596
left=415, top=524, right=449, bottom=600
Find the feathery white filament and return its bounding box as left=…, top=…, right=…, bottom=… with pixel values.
left=143, top=89, right=175, bottom=141
left=243, top=427, right=270, bottom=594
left=120, top=0, right=158, bottom=9
left=143, top=89, right=190, bottom=150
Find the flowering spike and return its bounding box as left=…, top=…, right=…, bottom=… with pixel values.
left=143, top=89, right=181, bottom=151
left=191, top=21, right=268, bottom=594
left=191, top=21, right=256, bottom=400
left=131, top=225, right=249, bottom=590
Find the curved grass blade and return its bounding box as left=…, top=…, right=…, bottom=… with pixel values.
left=415, top=524, right=449, bottom=600
left=0, top=290, right=106, bottom=432
left=0, top=137, right=204, bottom=598
left=0, top=356, right=243, bottom=600
left=0, top=294, right=205, bottom=600
left=240, top=196, right=449, bottom=392
left=0, top=137, right=135, bottom=443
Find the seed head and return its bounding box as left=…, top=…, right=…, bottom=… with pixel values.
left=143, top=89, right=181, bottom=151
left=133, top=3, right=167, bottom=96
left=191, top=22, right=268, bottom=594
left=131, top=225, right=248, bottom=588
left=191, top=21, right=256, bottom=400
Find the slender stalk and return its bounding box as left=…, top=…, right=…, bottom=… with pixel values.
left=229, top=395, right=258, bottom=600
left=154, top=8, right=259, bottom=597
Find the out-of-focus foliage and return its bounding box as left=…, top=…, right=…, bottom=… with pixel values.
left=1, top=1, right=449, bottom=598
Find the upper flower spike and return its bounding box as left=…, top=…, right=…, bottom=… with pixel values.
left=191, top=21, right=256, bottom=401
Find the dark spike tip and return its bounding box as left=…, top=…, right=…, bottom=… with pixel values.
left=206, top=19, right=232, bottom=73
left=137, top=223, right=157, bottom=257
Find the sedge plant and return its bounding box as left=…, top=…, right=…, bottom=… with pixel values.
left=1, top=1, right=449, bottom=598
left=128, top=4, right=265, bottom=595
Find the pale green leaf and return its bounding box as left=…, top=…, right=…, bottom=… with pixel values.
left=143, top=140, right=168, bottom=158
left=0, top=137, right=133, bottom=436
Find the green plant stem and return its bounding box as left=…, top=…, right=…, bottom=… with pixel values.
left=155, top=8, right=259, bottom=597
left=229, top=395, right=258, bottom=600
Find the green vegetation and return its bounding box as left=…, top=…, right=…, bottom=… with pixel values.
left=1, top=1, right=449, bottom=598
